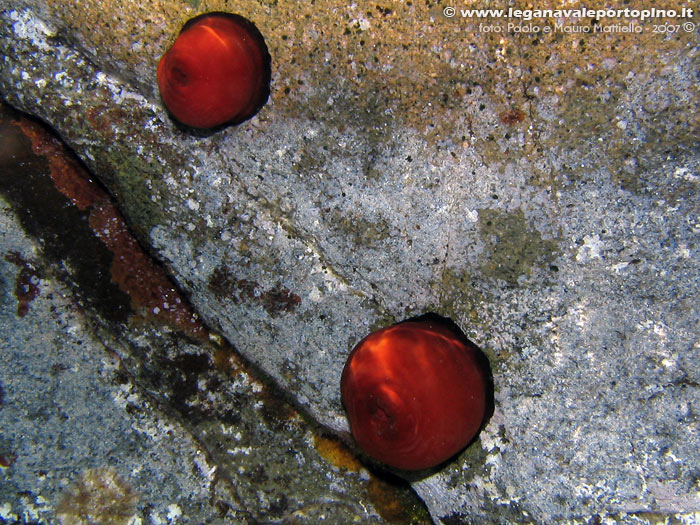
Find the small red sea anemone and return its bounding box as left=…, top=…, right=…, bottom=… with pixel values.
left=341, top=316, right=490, bottom=471
left=157, top=12, right=271, bottom=129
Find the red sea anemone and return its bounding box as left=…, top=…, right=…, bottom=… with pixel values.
left=157, top=12, right=271, bottom=129
left=340, top=316, right=490, bottom=471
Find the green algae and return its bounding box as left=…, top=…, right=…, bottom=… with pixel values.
left=478, top=208, right=559, bottom=287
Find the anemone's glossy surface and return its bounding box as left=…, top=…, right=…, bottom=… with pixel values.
left=341, top=320, right=488, bottom=470
left=157, top=12, right=271, bottom=129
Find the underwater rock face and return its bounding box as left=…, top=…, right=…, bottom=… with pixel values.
left=1, top=2, right=699, bottom=523
left=0, top=104, right=419, bottom=524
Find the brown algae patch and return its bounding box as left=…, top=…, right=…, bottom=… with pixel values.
left=314, top=434, right=363, bottom=472
left=56, top=468, right=139, bottom=525
left=4, top=252, right=41, bottom=318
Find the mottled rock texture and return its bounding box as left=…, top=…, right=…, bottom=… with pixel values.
left=0, top=106, right=427, bottom=523
left=1, top=0, right=698, bottom=522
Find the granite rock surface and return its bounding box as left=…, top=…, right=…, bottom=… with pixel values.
left=1, top=0, right=699, bottom=522
left=0, top=105, right=427, bottom=523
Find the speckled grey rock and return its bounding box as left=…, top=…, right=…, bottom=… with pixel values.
left=0, top=187, right=410, bottom=523
left=1, top=1, right=699, bottom=523
left=0, top=197, right=221, bottom=523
